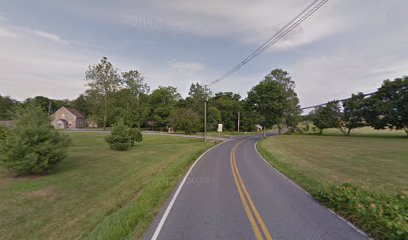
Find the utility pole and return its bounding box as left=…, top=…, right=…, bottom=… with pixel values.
left=237, top=111, right=240, bottom=132
left=204, top=85, right=209, bottom=142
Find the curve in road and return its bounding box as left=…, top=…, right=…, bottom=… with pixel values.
left=145, top=135, right=367, bottom=240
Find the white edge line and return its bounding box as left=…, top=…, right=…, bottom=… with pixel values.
left=150, top=139, right=231, bottom=240
left=254, top=140, right=368, bottom=238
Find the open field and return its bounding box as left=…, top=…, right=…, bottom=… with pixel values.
left=0, top=132, right=214, bottom=240
left=259, top=134, right=407, bottom=193
left=299, top=123, right=407, bottom=137
left=258, top=134, right=408, bottom=239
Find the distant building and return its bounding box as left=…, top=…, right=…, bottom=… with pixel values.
left=51, top=107, right=86, bottom=129
left=255, top=124, right=263, bottom=132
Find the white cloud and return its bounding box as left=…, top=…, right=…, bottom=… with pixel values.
left=32, top=30, right=67, bottom=44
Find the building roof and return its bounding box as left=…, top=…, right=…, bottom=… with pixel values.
left=65, top=107, right=85, bottom=118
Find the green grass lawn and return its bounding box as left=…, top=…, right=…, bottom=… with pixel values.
left=259, top=134, right=407, bottom=193
left=0, top=132, right=214, bottom=240
left=258, top=134, right=408, bottom=239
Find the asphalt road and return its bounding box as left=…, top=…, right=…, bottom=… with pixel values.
left=144, top=135, right=367, bottom=240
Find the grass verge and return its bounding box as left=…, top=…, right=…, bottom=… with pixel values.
left=0, top=132, right=214, bottom=240
left=257, top=135, right=408, bottom=240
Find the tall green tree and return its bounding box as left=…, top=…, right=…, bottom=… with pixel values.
left=207, top=106, right=222, bottom=131
left=311, top=101, right=342, bottom=134
left=148, top=86, right=181, bottom=130
left=246, top=75, right=286, bottom=137
left=85, top=57, right=121, bottom=130
left=0, top=95, right=19, bottom=120
left=186, top=83, right=209, bottom=114
left=264, top=69, right=301, bottom=133
left=246, top=69, right=301, bottom=136
left=342, top=92, right=366, bottom=135
left=113, top=70, right=150, bottom=127
left=210, top=92, right=242, bottom=131
left=364, top=77, right=408, bottom=136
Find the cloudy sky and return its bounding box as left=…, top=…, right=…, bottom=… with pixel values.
left=0, top=0, right=407, bottom=108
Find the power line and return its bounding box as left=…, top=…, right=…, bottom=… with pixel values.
left=300, top=91, right=377, bottom=110
left=209, top=0, right=329, bottom=86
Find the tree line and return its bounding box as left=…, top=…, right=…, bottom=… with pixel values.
left=1, top=57, right=302, bottom=135
left=306, top=76, right=408, bottom=136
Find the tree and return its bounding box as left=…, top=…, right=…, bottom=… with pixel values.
left=186, top=83, right=209, bottom=114
left=211, top=92, right=242, bottom=131
left=364, top=77, right=408, bottom=136
left=129, top=128, right=143, bottom=146
left=0, top=95, right=19, bottom=120
left=105, top=119, right=132, bottom=151
left=148, top=86, right=181, bottom=130
left=168, top=108, right=201, bottom=134
left=86, top=57, right=121, bottom=130
left=311, top=101, right=342, bottom=134
left=207, top=106, right=222, bottom=131
left=265, top=69, right=301, bottom=134
left=113, top=70, right=150, bottom=127
left=0, top=104, right=71, bottom=175
left=72, top=94, right=91, bottom=117
left=342, top=92, right=365, bottom=135
left=246, top=73, right=287, bottom=137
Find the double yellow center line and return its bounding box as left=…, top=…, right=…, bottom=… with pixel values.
left=230, top=140, right=273, bottom=240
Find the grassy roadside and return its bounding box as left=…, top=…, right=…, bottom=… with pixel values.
left=0, top=132, right=214, bottom=240
left=257, top=135, right=408, bottom=240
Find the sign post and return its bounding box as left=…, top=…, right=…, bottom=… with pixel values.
left=217, top=123, right=223, bottom=142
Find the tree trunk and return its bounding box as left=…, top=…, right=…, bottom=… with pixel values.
left=319, top=129, right=323, bottom=134
left=278, top=125, right=282, bottom=135
left=263, top=125, right=266, bottom=138
left=103, top=94, right=107, bottom=130
left=347, top=128, right=352, bottom=136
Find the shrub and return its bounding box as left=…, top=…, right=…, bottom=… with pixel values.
left=0, top=125, right=5, bottom=140
left=129, top=128, right=143, bottom=146
left=0, top=104, right=71, bottom=175
left=105, top=120, right=143, bottom=151
left=316, top=183, right=408, bottom=240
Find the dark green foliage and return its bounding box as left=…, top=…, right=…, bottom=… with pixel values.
left=210, top=92, right=242, bottom=131
left=129, top=128, right=143, bottom=146
left=105, top=120, right=132, bottom=151
left=316, top=183, right=408, bottom=240
left=342, top=93, right=366, bottom=135
left=207, top=106, right=221, bottom=130
left=364, top=77, right=408, bottom=136
left=0, top=95, right=19, bottom=120
left=168, top=108, right=201, bottom=134
left=0, top=125, right=5, bottom=140
left=246, top=69, right=301, bottom=135
left=0, top=104, right=71, bottom=175
left=86, top=57, right=122, bottom=130
left=311, top=101, right=342, bottom=134
left=147, top=86, right=181, bottom=130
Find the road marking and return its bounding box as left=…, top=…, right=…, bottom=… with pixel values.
left=150, top=140, right=230, bottom=240
left=231, top=141, right=273, bottom=240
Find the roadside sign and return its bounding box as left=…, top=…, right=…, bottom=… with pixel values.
left=217, top=124, right=223, bottom=132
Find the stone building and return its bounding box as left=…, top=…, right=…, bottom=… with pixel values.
left=51, top=107, right=86, bottom=129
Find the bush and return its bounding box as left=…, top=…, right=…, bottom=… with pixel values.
left=316, top=183, right=408, bottom=240
left=0, top=125, right=5, bottom=140
left=0, top=104, right=71, bottom=175
left=129, top=128, right=143, bottom=146
left=105, top=120, right=143, bottom=151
